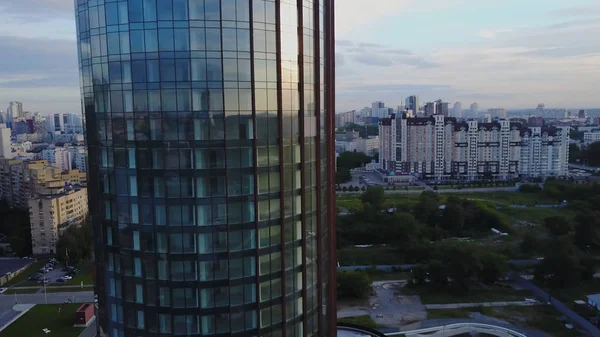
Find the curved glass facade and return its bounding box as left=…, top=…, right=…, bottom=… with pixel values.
left=75, top=0, right=336, bottom=336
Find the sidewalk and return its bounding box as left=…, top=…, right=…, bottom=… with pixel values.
left=425, top=300, right=542, bottom=309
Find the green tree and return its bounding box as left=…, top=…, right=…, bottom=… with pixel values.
left=544, top=216, right=571, bottom=236
left=570, top=129, right=584, bottom=141
left=0, top=201, right=32, bottom=256
left=337, top=271, right=372, bottom=299
left=56, top=217, right=92, bottom=266
left=427, top=259, right=449, bottom=287
left=569, top=143, right=582, bottom=163
left=535, top=238, right=582, bottom=288
left=360, top=186, right=385, bottom=210
left=414, top=191, right=441, bottom=226
left=477, top=252, right=507, bottom=284
left=336, top=168, right=352, bottom=184
left=520, top=232, right=539, bottom=254
left=574, top=212, right=600, bottom=250
left=337, top=151, right=371, bottom=171
left=440, top=197, right=465, bottom=235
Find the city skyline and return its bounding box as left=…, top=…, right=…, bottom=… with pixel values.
left=1, top=0, right=599, bottom=113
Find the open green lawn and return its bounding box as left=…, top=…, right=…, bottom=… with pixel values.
left=486, top=305, right=580, bottom=337
left=2, top=260, right=45, bottom=286
left=0, top=304, right=86, bottom=337
left=337, top=315, right=378, bottom=329
left=427, top=307, right=486, bottom=319
left=401, top=285, right=531, bottom=304
left=539, top=279, right=600, bottom=304
left=338, top=246, right=401, bottom=266
left=499, top=207, right=578, bottom=225
left=63, top=262, right=93, bottom=286
left=451, top=191, right=555, bottom=206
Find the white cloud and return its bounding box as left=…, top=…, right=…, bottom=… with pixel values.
left=478, top=28, right=513, bottom=39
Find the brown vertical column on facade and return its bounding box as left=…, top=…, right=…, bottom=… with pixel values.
left=275, top=1, right=287, bottom=336
left=324, top=0, right=338, bottom=336
left=296, top=1, right=309, bottom=336
left=312, top=0, right=324, bottom=335
left=250, top=0, right=263, bottom=329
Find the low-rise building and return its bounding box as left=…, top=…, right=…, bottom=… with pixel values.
left=584, top=131, right=600, bottom=145
left=29, top=185, right=88, bottom=255
left=355, top=136, right=379, bottom=156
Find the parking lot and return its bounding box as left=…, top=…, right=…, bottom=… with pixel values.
left=27, top=260, right=81, bottom=286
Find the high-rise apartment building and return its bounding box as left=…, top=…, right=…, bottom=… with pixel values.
left=379, top=114, right=569, bottom=180
left=424, top=100, right=449, bottom=117
left=29, top=185, right=88, bottom=255
left=41, top=147, right=73, bottom=171
left=488, top=108, right=507, bottom=119
left=370, top=101, right=392, bottom=118
left=0, top=123, right=12, bottom=159
left=452, top=102, right=462, bottom=118
left=335, top=110, right=357, bottom=127
left=470, top=102, right=479, bottom=116
left=405, top=95, right=420, bottom=114
left=76, top=1, right=336, bottom=337
left=6, top=102, right=23, bottom=128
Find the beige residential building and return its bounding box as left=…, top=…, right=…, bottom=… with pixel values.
left=29, top=186, right=88, bottom=255
left=0, top=158, right=87, bottom=209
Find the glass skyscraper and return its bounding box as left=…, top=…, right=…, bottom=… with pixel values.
left=75, top=0, right=336, bottom=336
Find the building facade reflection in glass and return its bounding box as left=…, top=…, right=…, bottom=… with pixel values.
left=75, top=0, right=336, bottom=336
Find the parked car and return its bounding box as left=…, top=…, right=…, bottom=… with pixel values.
left=61, top=275, right=73, bottom=280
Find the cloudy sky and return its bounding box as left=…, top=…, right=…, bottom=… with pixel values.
left=0, top=0, right=599, bottom=114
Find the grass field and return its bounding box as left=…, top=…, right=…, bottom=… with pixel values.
left=338, top=246, right=401, bottom=266
left=427, top=307, right=481, bottom=319
left=63, top=262, right=93, bottom=286
left=486, top=305, right=580, bottom=337
left=401, top=285, right=531, bottom=304
left=337, top=315, right=378, bottom=329
left=539, top=279, right=600, bottom=304
left=0, top=304, right=85, bottom=337
left=3, top=260, right=45, bottom=286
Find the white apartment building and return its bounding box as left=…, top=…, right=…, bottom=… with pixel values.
left=584, top=131, right=600, bottom=145
left=356, top=137, right=379, bottom=156
left=379, top=114, right=569, bottom=180
left=0, top=123, right=11, bottom=159
left=335, top=110, right=357, bottom=127
left=41, top=147, right=72, bottom=171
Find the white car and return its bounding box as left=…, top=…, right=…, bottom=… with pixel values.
left=61, top=275, right=73, bottom=280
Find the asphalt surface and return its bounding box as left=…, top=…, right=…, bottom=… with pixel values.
left=0, top=258, right=33, bottom=276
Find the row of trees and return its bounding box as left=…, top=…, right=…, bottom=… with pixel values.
left=410, top=244, right=507, bottom=291
left=335, top=151, right=372, bottom=184
left=56, top=217, right=93, bottom=266
left=0, top=200, right=32, bottom=256
left=569, top=142, right=600, bottom=166
left=520, top=180, right=600, bottom=288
